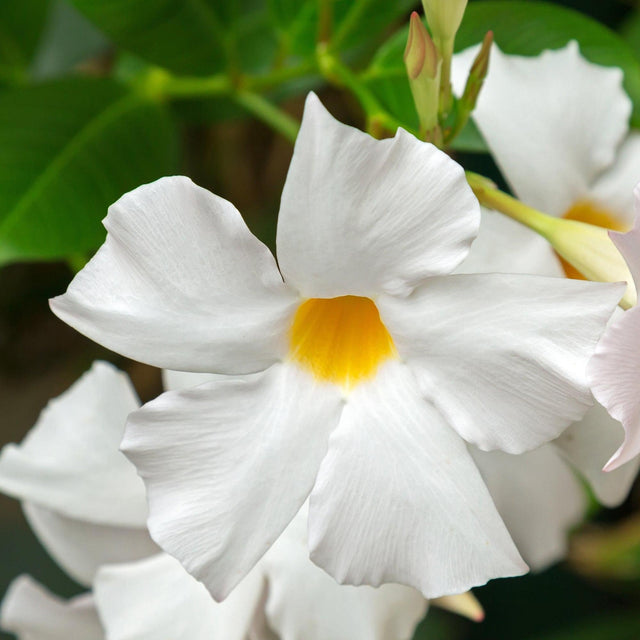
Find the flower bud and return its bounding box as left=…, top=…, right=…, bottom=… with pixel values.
left=404, top=12, right=441, bottom=136
left=422, top=0, right=468, bottom=42
left=432, top=592, right=485, bottom=622
left=404, top=11, right=438, bottom=80
left=461, top=30, right=493, bottom=109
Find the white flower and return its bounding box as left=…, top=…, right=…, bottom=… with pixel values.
left=452, top=42, right=640, bottom=508
left=50, top=93, right=622, bottom=599
left=589, top=185, right=640, bottom=471
left=0, top=363, right=432, bottom=640
left=0, top=361, right=157, bottom=586
left=0, top=576, right=102, bottom=640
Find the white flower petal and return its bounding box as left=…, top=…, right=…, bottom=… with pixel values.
left=0, top=361, right=146, bottom=526
left=308, top=362, right=527, bottom=599
left=588, top=133, right=640, bottom=228
left=588, top=307, right=640, bottom=471
left=0, top=576, right=102, bottom=640
left=122, top=363, right=343, bottom=600
left=378, top=274, right=623, bottom=453
left=456, top=207, right=563, bottom=277
left=23, top=503, right=158, bottom=587
left=470, top=445, right=585, bottom=571
left=162, top=369, right=216, bottom=392
left=554, top=404, right=640, bottom=506
left=262, top=507, right=427, bottom=640
left=50, top=176, right=299, bottom=374
left=94, top=554, right=264, bottom=640
left=463, top=42, right=632, bottom=216
left=276, top=93, right=480, bottom=298
left=610, top=189, right=640, bottom=288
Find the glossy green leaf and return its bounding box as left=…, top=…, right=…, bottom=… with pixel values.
left=0, top=0, right=50, bottom=83
left=0, top=78, right=178, bottom=265
left=68, top=0, right=230, bottom=75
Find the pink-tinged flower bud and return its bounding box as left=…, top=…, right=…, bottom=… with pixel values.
left=404, top=11, right=439, bottom=80
left=404, top=12, right=441, bottom=136
left=422, top=0, right=468, bottom=42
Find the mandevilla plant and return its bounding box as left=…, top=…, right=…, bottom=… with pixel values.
left=1, top=1, right=640, bottom=640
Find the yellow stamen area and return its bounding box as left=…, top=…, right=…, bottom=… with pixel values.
left=288, top=296, right=397, bottom=390
left=560, top=200, right=627, bottom=279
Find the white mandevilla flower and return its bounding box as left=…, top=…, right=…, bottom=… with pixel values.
left=50, top=93, right=622, bottom=600
left=0, top=576, right=102, bottom=640
left=452, top=42, right=640, bottom=508
left=589, top=185, right=640, bottom=472
left=0, top=363, right=439, bottom=640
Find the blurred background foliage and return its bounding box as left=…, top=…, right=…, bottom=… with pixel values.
left=1, top=0, right=640, bottom=638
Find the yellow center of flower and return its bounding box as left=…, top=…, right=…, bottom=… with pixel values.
left=560, top=200, right=627, bottom=279
left=288, top=296, right=397, bottom=389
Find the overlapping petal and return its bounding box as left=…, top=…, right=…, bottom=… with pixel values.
left=308, top=362, right=526, bottom=599
left=262, top=506, right=427, bottom=640
left=553, top=405, right=640, bottom=506
left=94, top=554, right=264, bottom=640
left=456, top=208, right=562, bottom=277
left=588, top=133, right=640, bottom=227
left=276, top=93, right=480, bottom=298
left=22, top=503, right=158, bottom=587
left=453, top=42, right=631, bottom=216
left=123, top=363, right=344, bottom=600
left=470, top=445, right=585, bottom=570
left=0, top=361, right=146, bottom=526
left=378, top=274, right=623, bottom=453
left=51, top=176, right=299, bottom=374
left=0, top=576, right=102, bottom=640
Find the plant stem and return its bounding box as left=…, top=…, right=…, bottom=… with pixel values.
left=330, top=0, right=374, bottom=51
left=465, top=171, right=553, bottom=238
left=233, top=91, right=300, bottom=143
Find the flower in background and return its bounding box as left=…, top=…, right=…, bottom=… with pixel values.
left=589, top=186, right=640, bottom=472
left=50, top=93, right=622, bottom=600
left=453, top=41, right=640, bottom=510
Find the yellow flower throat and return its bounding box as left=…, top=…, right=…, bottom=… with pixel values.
left=289, top=296, right=396, bottom=389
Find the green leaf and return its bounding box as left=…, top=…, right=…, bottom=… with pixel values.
left=68, top=0, right=230, bottom=75
left=0, top=78, right=178, bottom=265
left=0, top=0, right=50, bottom=84
left=456, top=1, right=640, bottom=127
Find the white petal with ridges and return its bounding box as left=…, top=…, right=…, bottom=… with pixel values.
left=262, top=506, right=427, bottom=640
left=0, top=576, right=102, bottom=640
left=0, top=361, right=146, bottom=526
left=23, top=503, right=158, bottom=587
left=378, top=274, right=623, bottom=453
left=470, top=445, right=585, bottom=570
left=51, top=176, right=299, bottom=374
left=589, top=307, right=640, bottom=470
left=162, top=369, right=216, bottom=392
left=456, top=207, right=563, bottom=277
left=455, top=42, right=631, bottom=216
left=308, top=361, right=526, bottom=599
left=554, top=404, right=640, bottom=506
left=94, top=553, right=264, bottom=640
left=122, top=363, right=343, bottom=600
left=589, top=133, right=640, bottom=228
left=276, top=93, right=480, bottom=298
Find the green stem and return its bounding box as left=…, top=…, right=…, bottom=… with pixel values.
left=233, top=91, right=300, bottom=143
left=317, top=0, right=333, bottom=44
left=465, top=171, right=554, bottom=238
left=317, top=47, right=414, bottom=137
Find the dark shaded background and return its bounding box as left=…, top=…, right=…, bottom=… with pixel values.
left=1, top=1, right=639, bottom=638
